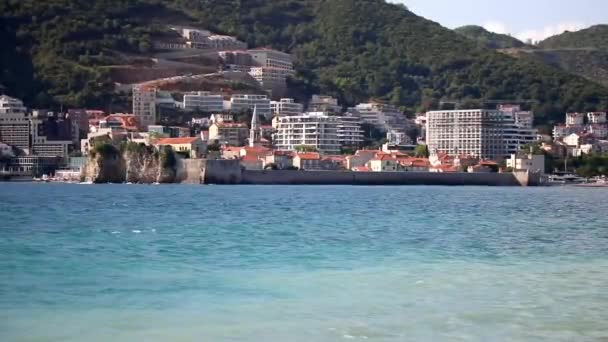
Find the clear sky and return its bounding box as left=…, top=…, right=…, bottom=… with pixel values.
left=391, top=0, right=606, bottom=42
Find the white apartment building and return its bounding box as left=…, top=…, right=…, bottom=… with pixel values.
left=351, top=102, right=407, bottom=133
left=182, top=92, right=224, bottom=112
left=230, top=94, right=271, bottom=118
left=308, top=95, right=341, bottom=113
left=248, top=48, right=293, bottom=70
left=132, top=85, right=157, bottom=130
left=270, top=98, right=303, bottom=116
left=426, top=109, right=507, bottom=160
left=273, top=112, right=342, bottom=154
left=337, top=115, right=364, bottom=148
left=588, top=112, right=607, bottom=124
left=566, top=112, right=584, bottom=126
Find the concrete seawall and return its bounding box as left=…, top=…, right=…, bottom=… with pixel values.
left=195, top=159, right=541, bottom=186
left=240, top=170, right=536, bottom=186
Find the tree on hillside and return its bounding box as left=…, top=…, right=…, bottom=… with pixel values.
left=414, top=144, right=429, bottom=158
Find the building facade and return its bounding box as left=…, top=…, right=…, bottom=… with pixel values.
left=270, top=98, right=303, bottom=117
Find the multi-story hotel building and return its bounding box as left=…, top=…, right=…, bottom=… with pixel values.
left=230, top=94, right=271, bottom=118
left=182, top=92, right=224, bottom=112
left=426, top=109, right=537, bottom=160
left=270, top=98, right=303, bottom=116
left=273, top=112, right=363, bottom=154
left=132, top=85, right=157, bottom=130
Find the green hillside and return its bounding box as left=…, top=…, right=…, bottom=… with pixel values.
left=2, top=0, right=608, bottom=127
left=454, top=25, right=527, bottom=49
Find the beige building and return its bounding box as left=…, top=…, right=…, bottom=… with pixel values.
left=507, top=153, right=545, bottom=174
left=367, top=154, right=400, bottom=172
left=209, top=122, right=249, bottom=146
left=154, top=137, right=206, bottom=158
left=293, top=152, right=322, bottom=170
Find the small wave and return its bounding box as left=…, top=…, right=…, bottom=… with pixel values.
left=132, top=230, right=142, bottom=233
left=111, top=231, right=120, bottom=234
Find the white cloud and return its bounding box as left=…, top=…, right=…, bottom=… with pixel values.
left=515, top=22, right=587, bottom=43
left=481, top=20, right=589, bottom=44
left=483, top=21, right=509, bottom=34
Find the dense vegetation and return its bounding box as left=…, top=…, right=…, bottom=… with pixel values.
left=454, top=25, right=527, bottom=49
left=2, top=0, right=608, bottom=127
left=538, top=25, right=608, bottom=49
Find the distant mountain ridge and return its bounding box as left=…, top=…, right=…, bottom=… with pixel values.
left=1, top=0, right=608, bottom=127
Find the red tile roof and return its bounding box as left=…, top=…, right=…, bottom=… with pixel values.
left=155, top=137, right=199, bottom=145
left=432, top=165, right=458, bottom=172
left=241, top=155, right=261, bottom=162
left=296, top=152, right=321, bottom=160
left=353, top=166, right=370, bottom=172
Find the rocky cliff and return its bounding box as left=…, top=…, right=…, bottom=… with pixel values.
left=82, top=143, right=178, bottom=184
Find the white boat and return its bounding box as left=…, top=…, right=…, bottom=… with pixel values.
left=548, top=173, right=587, bottom=185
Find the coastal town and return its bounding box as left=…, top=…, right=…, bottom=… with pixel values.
left=1, top=26, right=607, bottom=185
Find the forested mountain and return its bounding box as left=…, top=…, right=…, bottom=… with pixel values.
left=454, top=25, right=527, bottom=49
left=2, top=0, right=608, bottom=127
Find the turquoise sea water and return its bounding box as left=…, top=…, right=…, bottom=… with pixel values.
left=1, top=183, right=607, bottom=341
